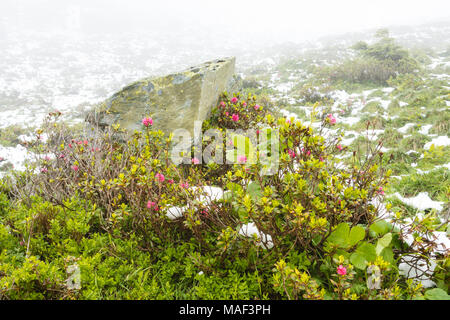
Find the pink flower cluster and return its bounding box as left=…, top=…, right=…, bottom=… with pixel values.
left=180, top=181, right=189, bottom=189
left=147, top=200, right=159, bottom=211
left=237, top=155, right=247, bottom=164
left=155, top=172, right=165, bottom=182
left=71, top=139, right=89, bottom=146
left=288, top=149, right=296, bottom=158
left=327, top=114, right=337, bottom=124
left=337, top=265, right=347, bottom=276
left=142, top=117, right=153, bottom=127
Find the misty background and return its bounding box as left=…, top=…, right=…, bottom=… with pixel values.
left=1, top=0, right=450, bottom=42
left=0, top=0, right=449, bottom=130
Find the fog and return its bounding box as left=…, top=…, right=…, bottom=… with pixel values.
left=0, top=0, right=449, bottom=174
left=1, top=0, right=449, bottom=44
left=0, top=0, right=448, bottom=134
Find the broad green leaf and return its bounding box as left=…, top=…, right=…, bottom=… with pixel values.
left=370, top=220, right=392, bottom=236
left=326, top=223, right=350, bottom=248
left=350, top=242, right=377, bottom=270
left=424, top=288, right=450, bottom=300
left=357, top=242, right=377, bottom=261
left=349, top=226, right=365, bottom=246
left=376, top=233, right=392, bottom=255
left=349, top=252, right=367, bottom=270
left=380, top=247, right=394, bottom=264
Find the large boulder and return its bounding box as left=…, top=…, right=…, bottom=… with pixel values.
left=86, top=57, right=238, bottom=136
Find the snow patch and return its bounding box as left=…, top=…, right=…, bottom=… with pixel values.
left=424, top=136, right=450, bottom=149
left=238, top=222, right=273, bottom=249
left=393, top=192, right=443, bottom=212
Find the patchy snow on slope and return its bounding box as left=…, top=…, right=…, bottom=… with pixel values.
left=424, top=136, right=450, bottom=149
left=379, top=100, right=391, bottom=110
left=418, top=124, right=433, bottom=135
left=0, top=145, right=31, bottom=174
left=394, top=192, right=443, bottom=211
left=338, top=116, right=361, bottom=126
left=397, top=123, right=415, bottom=134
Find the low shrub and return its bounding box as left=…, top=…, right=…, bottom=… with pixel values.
left=0, top=93, right=448, bottom=300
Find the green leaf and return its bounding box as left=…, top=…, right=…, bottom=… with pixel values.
left=350, top=242, right=377, bottom=270
left=380, top=247, right=394, bottom=264
left=349, top=252, right=367, bottom=270
left=424, top=288, right=450, bottom=300
left=348, top=226, right=365, bottom=246
left=370, top=220, right=392, bottom=236
left=376, top=233, right=392, bottom=255
left=326, top=223, right=350, bottom=248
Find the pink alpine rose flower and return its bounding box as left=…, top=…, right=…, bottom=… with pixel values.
left=232, top=114, right=239, bottom=122
left=237, top=155, right=247, bottom=164
left=327, top=114, right=337, bottom=124
left=192, top=157, right=200, bottom=164
left=288, top=149, right=296, bottom=158
left=337, top=144, right=343, bottom=151
left=155, top=173, right=165, bottom=182
left=337, top=265, right=347, bottom=276
left=180, top=181, right=189, bottom=189
left=142, top=117, right=153, bottom=127
left=231, top=97, right=238, bottom=104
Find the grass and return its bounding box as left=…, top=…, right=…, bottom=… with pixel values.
left=391, top=167, right=449, bottom=202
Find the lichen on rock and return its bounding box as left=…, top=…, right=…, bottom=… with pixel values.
left=86, top=57, right=238, bottom=136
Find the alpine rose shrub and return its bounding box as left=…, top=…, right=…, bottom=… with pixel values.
left=0, top=93, right=446, bottom=300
